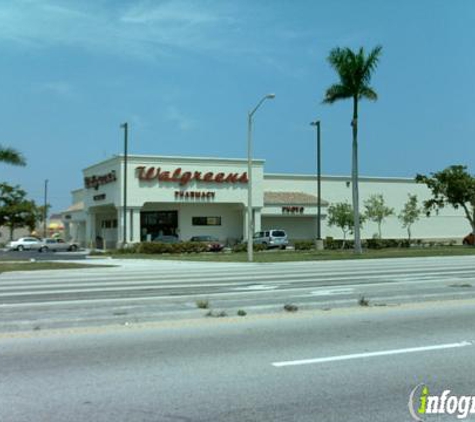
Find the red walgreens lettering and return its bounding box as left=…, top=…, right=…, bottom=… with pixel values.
left=136, top=166, right=248, bottom=185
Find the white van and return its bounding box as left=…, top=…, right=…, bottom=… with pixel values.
left=253, top=230, right=289, bottom=249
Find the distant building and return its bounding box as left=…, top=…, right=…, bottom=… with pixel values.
left=0, top=226, right=29, bottom=243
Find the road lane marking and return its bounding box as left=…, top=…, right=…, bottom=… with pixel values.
left=310, top=288, right=354, bottom=296
left=233, top=284, right=279, bottom=291
left=272, top=341, right=473, bottom=367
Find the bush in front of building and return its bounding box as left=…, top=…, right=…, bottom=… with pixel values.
left=135, top=241, right=211, bottom=254
left=364, top=238, right=412, bottom=249
left=137, top=242, right=174, bottom=254
left=325, top=236, right=418, bottom=250
left=176, top=241, right=209, bottom=254
left=324, top=237, right=354, bottom=250
left=293, top=240, right=315, bottom=251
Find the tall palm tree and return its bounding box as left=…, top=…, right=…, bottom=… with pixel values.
left=0, top=145, right=26, bottom=166
left=323, top=45, right=382, bottom=253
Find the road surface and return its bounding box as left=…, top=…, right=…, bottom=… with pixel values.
left=1, top=256, right=475, bottom=331
left=1, top=300, right=474, bottom=421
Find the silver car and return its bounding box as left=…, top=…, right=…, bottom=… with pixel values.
left=6, top=237, right=43, bottom=251
left=253, top=230, right=289, bottom=249
left=39, top=238, right=79, bottom=252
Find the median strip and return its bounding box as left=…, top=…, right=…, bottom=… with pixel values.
left=272, top=341, right=472, bottom=367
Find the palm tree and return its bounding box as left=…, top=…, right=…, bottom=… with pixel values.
left=323, top=45, right=382, bottom=253
left=0, top=145, right=26, bottom=166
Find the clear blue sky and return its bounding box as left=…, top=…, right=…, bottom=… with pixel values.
left=1, top=0, right=474, bottom=212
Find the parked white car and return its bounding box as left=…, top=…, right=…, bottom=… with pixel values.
left=6, top=237, right=43, bottom=251
left=39, top=238, right=79, bottom=252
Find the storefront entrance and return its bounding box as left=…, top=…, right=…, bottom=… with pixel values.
left=140, top=211, right=178, bottom=241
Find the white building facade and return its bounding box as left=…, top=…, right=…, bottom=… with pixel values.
left=62, top=155, right=470, bottom=248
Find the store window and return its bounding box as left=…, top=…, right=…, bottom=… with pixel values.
left=141, top=211, right=178, bottom=240
left=192, top=217, right=221, bottom=226
left=101, top=219, right=118, bottom=229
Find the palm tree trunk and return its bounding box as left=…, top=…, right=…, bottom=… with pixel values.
left=352, top=97, right=362, bottom=253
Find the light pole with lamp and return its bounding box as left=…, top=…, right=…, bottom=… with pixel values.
left=310, top=120, right=323, bottom=250
left=247, top=93, right=275, bottom=262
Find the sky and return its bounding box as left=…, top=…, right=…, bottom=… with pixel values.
left=0, top=0, right=474, bottom=213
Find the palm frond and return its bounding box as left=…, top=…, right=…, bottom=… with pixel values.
left=0, top=146, right=26, bottom=166
left=361, top=45, right=382, bottom=84
left=323, top=83, right=353, bottom=104
left=358, top=86, right=378, bottom=101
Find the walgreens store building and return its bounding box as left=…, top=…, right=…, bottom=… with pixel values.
left=63, top=155, right=468, bottom=249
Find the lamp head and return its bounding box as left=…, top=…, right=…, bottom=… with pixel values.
left=266, top=93, right=276, bottom=99
left=310, top=120, right=320, bottom=126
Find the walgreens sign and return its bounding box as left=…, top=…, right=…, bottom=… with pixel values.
left=136, top=166, right=248, bottom=186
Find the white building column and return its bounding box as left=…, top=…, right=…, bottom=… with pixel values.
left=242, top=208, right=248, bottom=241
left=254, top=208, right=262, bottom=233
left=117, top=207, right=141, bottom=246
left=63, top=221, right=71, bottom=241
left=129, top=208, right=141, bottom=243
left=117, top=208, right=125, bottom=247
left=85, top=211, right=96, bottom=249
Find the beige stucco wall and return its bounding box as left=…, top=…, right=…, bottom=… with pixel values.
left=264, top=174, right=469, bottom=240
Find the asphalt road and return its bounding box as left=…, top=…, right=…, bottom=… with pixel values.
left=2, top=300, right=475, bottom=421
left=2, top=256, right=475, bottom=331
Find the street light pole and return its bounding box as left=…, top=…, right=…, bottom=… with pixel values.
left=247, top=93, right=275, bottom=263
left=120, top=122, right=128, bottom=247
left=43, top=179, right=48, bottom=238
left=310, top=120, right=323, bottom=250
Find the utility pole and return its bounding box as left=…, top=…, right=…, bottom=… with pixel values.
left=43, top=179, right=48, bottom=238
left=310, top=120, right=323, bottom=250
left=120, top=122, right=128, bottom=247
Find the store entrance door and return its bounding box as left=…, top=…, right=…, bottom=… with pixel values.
left=141, top=211, right=178, bottom=241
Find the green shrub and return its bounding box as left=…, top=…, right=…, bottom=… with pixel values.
left=283, top=304, right=298, bottom=312
left=137, top=242, right=174, bottom=254
left=195, top=299, right=210, bottom=309
left=136, top=241, right=221, bottom=254
left=294, top=240, right=314, bottom=251
left=365, top=238, right=384, bottom=250
left=324, top=237, right=337, bottom=249
left=176, top=241, right=208, bottom=254
left=232, top=243, right=267, bottom=253
left=205, top=310, right=228, bottom=318
left=358, top=296, right=370, bottom=306
left=232, top=243, right=246, bottom=253
left=365, top=238, right=412, bottom=249
left=324, top=238, right=355, bottom=250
